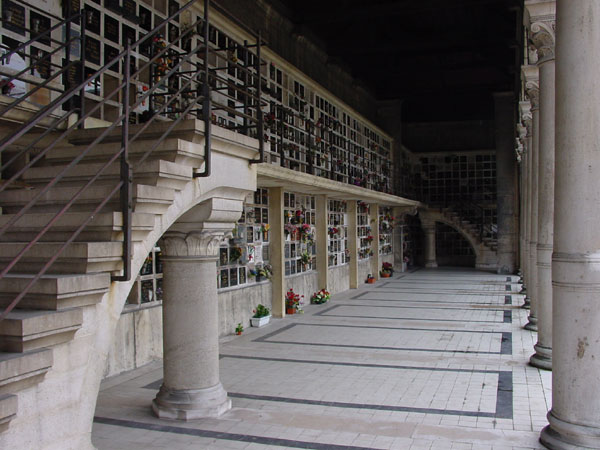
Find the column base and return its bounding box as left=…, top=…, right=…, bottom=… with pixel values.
left=524, top=314, right=538, bottom=331
left=540, top=410, right=600, bottom=449
left=425, top=262, right=438, bottom=268
left=152, top=382, right=232, bottom=420
left=529, top=343, right=552, bottom=370
left=522, top=296, right=531, bottom=309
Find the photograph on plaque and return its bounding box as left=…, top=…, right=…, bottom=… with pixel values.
left=84, top=6, right=101, bottom=35
left=104, top=44, right=119, bottom=73
left=3, top=1, right=25, bottom=36
left=30, top=12, right=51, bottom=46
left=84, top=36, right=101, bottom=65
left=104, top=15, right=119, bottom=43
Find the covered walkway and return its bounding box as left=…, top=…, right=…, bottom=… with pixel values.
left=92, top=268, right=550, bottom=449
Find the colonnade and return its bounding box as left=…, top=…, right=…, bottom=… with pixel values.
left=520, top=1, right=600, bottom=447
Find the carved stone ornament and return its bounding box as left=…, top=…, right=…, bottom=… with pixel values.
left=530, top=20, right=556, bottom=63
left=525, top=81, right=540, bottom=111
left=160, top=230, right=233, bottom=258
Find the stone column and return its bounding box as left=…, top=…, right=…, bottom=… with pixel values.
left=494, top=92, right=518, bottom=274
left=315, top=195, right=329, bottom=290
left=519, top=100, right=533, bottom=307
left=268, top=187, right=285, bottom=317
left=348, top=200, right=359, bottom=288
left=152, top=230, right=231, bottom=420
left=422, top=219, right=437, bottom=268
left=369, top=203, right=380, bottom=279
left=528, top=3, right=555, bottom=370
left=541, top=1, right=600, bottom=447
left=524, top=67, right=540, bottom=329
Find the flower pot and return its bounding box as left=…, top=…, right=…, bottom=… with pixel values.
left=286, top=307, right=295, bottom=315
left=381, top=272, right=391, bottom=278
left=236, top=331, right=242, bottom=335
left=250, top=315, right=271, bottom=327
left=367, top=278, right=376, bottom=284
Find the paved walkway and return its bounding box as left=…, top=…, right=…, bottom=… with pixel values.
left=92, top=267, right=551, bottom=450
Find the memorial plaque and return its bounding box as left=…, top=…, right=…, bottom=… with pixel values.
left=122, top=0, right=137, bottom=22
left=31, top=47, right=50, bottom=78
left=84, top=6, right=100, bottom=35
left=168, top=0, right=179, bottom=21
left=61, top=0, right=80, bottom=17
left=122, top=24, right=136, bottom=47
left=3, top=1, right=25, bottom=36
left=84, top=36, right=100, bottom=65
left=30, top=12, right=51, bottom=46
left=104, top=43, right=119, bottom=72
left=105, top=0, right=121, bottom=15
left=139, top=6, right=151, bottom=31
left=104, top=15, right=119, bottom=44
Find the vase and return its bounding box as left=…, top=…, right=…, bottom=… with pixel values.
left=250, top=315, right=271, bottom=327
left=286, top=307, right=295, bottom=315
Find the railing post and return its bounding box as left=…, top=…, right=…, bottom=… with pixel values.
left=114, top=46, right=132, bottom=282
left=79, top=8, right=87, bottom=129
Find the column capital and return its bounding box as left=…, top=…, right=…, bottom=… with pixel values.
left=525, top=1, right=556, bottom=64
left=525, top=80, right=540, bottom=111
left=160, top=230, right=232, bottom=259
left=519, top=101, right=533, bottom=136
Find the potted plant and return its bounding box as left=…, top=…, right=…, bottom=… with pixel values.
left=251, top=304, right=271, bottom=327
left=366, top=274, right=376, bottom=284
left=380, top=262, right=393, bottom=278
left=311, top=288, right=330, bottom=304
left=235, top=323, right=243, bottom=335
left=285, top=288, right=303, bottom=314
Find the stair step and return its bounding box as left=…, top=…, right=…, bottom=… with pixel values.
left=67, top=118, right=206, bottom=146
left=0, top=272, right=109, bottom=310
left=0, top=242, right=123, bottom=274
left=0, top=308, right=82, bottom=352
left=0, top=348, right=53, bottom=394
left=0, top=183, right=175, bottom=214
left=0, top=211, right=155, bottom=242
left=45, top=138, right=204, bottom=168
left=0, top=394, right=17, bottom=428
left=23, top=159, right=192, bottom=191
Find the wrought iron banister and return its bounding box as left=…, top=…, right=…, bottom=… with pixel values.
left=0, top=0, right=265, bottom=320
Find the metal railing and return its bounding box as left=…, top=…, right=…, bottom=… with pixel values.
left=0, top=0, right=264, bottom=320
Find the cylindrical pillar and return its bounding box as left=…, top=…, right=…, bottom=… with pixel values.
left=494, top=92, right=518, bottom=274
left=152, top=231, right=231, bottom=420
left=540, top=1, right=600, bottom=447
left=423, top=220, right=437, bottom=268
left=525, top=78, right=540, bottom=329
left=530, top=15, right=555, bottom=370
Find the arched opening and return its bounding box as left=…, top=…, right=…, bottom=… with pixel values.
left=435, top=222, right=476, bottom=267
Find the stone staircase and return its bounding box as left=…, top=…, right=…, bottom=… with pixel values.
left=440, top=206, right=498, bottom=252
left=0, top=121, right=204, bottom=435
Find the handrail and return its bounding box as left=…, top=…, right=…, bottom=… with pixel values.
left=0, top=0, right=264, bottom=319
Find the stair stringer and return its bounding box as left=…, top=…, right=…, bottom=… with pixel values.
left=0, top=133, right=259, bottom=450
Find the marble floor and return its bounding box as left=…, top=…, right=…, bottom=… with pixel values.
left=92, top=267, right=552, bottom=450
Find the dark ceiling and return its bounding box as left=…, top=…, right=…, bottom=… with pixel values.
left=270, top=0, right=522, bottom=122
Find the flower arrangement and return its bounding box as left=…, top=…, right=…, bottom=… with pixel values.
left=366, top=235, right=374, bottom=243
left=380, top=262, right=393, bottom=278
left=285, top=288, right=304, bottom=313
left=253, top=304, right=270, bottom=318
left=229, top=246, right=242, bottom=262
left=328, top=226, right=339, bottom=237
left=249, top=264, right=272, bottom=281
left=300, top=251, right=311, bottom=266
left=299, top=223, right=313, bottom=243
left=284, top=223, right=297, bottom=236
left=235, top=323, right=243, bottom=334
left=311, top=289, right=330, bottom=304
